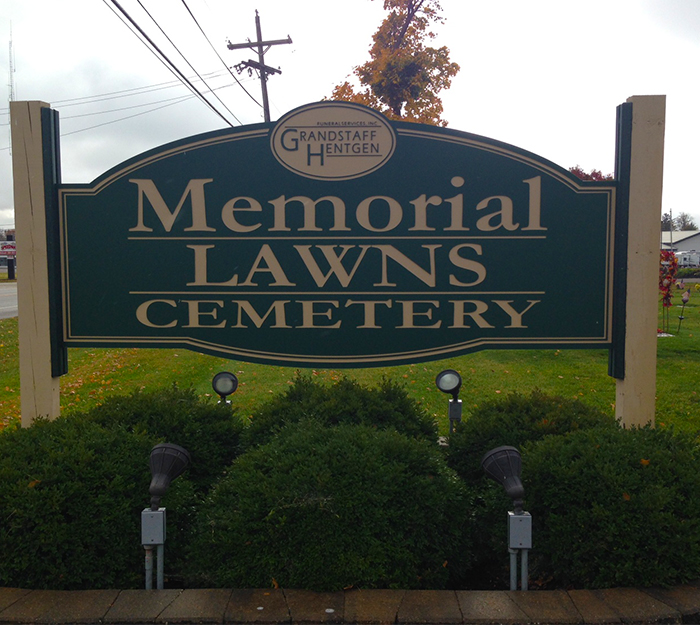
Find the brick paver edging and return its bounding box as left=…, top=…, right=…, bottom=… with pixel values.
left=2, top=585, right=700, bottom=624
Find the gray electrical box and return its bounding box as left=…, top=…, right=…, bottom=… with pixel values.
left=141, top=508, right=166, bottom=545
left=508, top=511, right=532, bottom=549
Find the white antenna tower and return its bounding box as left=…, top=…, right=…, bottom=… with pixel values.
left=8, top=25, right=16, bottom=155
left=8, top=25, right=16, bottom=102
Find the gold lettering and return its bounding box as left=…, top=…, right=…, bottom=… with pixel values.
left=300, top=300, right=341, bottom=328
left=221, top=197, right=262, bottom=233
left=183, top=300, right=226, bottom=328
left=345, top=299, right=392, bottom=328
left=135, top=300, right=177, bottom=328
left=129, top=178, right=215, bottom=232
left=295, top=245, right=370, bottom=287
left=409, top=195, right=442, bottom=231
left=231, top=300, right=291, bottom=328
left=449, top=300, right=495, bottom=328
left=493, top=300, right=540, bottom=327
left=448, top=244, right=487, bottom=287
left=240, top=244, right=296, bottom=286
left=187, top=245, right=238, bottom=287
left=522, top=177, right=547, bottom=231
left=374, top=245, right=440, bottom=287
left=445, top=176, right=469, bottom=231
left=356, top=196, right=402, bottom=232
left=268, top=195, right=350, bottom=232
left=397, top=300, right=441, bottom=329
left=475, top=196, right=519, bottom=231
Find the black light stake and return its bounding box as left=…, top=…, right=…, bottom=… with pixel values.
left=435, top=369, right=462, bottom=434
left=142, top=443, right=190, bottom=590
left=677, top=290, right=690, bottom=333
left=481, top=446, right=532, bottom=591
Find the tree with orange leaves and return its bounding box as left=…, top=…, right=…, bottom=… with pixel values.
left=330, top=0, right=460, bottom=127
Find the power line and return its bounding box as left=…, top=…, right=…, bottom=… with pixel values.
left=0, top=91, right=195, bottom=147
left=134, top=0, right=241, bottom=125
left=2, top=4, right=275, bottom=128
left=0, top=68, right=244, bottom=117
left=45, top=69, right=229, bottom=108
left=51, top=77, right=193, bottom=107
left=106, top=0, right=233, bottom=127
left=0, top=73, right=248, bottom=141
left=60, top=79, right=237, bottom=121
left=107, top=0, right=232, bottom=125
left=61, top=95, right=196, bottom=137
left=0, top=8, right=263, bottom=118
left=101, top=0, right=192, bottom=100
left=180, top=0, right=262, bottom=109
left=52, top=69, right=227, bottom=106
left=0, top=3, right=275, bottom=147
left=61, top=93, right=194, bottom=120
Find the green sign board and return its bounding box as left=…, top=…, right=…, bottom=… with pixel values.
left=58, top=102, right=617, bottom=367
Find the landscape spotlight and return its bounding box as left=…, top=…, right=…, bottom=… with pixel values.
left=212, top=371, right=239, bottom=404
left=435, top=369, right=462, bottom=433
left=149, top=443, right=191, bottom=511
left=143, top=443, right=190, bottom=590
left=435, top=369, right=462, bottom=400
left=481, top=445, right=531, bottom=591
left=481, top=445, right=525, bottom=511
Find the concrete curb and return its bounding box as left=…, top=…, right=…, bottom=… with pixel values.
left=2, top=585, right=700, bottom=625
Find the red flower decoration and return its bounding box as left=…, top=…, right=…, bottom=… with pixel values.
left=659, top=250, right=678, bottom=308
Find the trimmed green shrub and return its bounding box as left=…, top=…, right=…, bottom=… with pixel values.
left=0, top=416, right=195, bottom=589
left=677, top=268, right=700, bottom=279
left=243, top=375, right=438, bottom=448
left=445, top=390, right=618, bottom=483
left=188, top=422, right=471, bottom=591
left=524, top=426, right=700, bottom=588
left=73, top=385, right=245, bottom=493
left=444, top=390, right=618, bottom=589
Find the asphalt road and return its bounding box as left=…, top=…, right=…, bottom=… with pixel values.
left=0, top=282, right=18, bottom=319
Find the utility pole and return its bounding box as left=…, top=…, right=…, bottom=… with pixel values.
left=227, top=11, right=291, bottom=123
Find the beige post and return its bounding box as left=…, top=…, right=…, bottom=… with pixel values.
left=11, top=101, right=61, bottom=426
left=615, top=95, right=666, bottom=427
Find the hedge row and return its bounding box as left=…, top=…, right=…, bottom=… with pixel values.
left=189, top=422, right=471, bottom=591
left=677, top=267, right=700, bottom=279
left=1, top=378, right=699, bottom=591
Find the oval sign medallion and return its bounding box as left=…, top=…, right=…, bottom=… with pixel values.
left=270, top=102, right=396, bottom=180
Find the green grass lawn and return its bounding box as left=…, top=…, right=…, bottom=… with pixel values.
left=2, top=286, right=699, bottom=434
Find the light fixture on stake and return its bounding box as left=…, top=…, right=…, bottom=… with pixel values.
left=481, top=445, right=531, bottom=591
left=677, top=289, right=690, bottom=333
left=212, top=372, right=239, bottom=404
left=142, top=443, right=190, bottom=590
left=435, top=369, right=462, bottom=433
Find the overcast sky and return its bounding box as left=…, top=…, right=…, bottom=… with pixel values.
left=1, top=0, right=699, bottom=231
